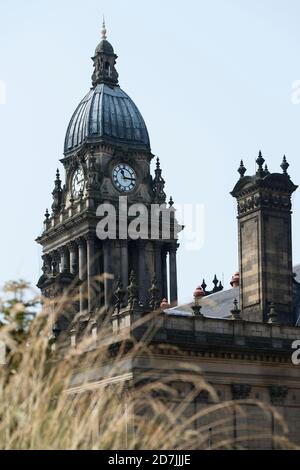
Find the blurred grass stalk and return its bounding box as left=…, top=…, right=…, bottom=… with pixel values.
left=0, top=282, right=297, bottom=450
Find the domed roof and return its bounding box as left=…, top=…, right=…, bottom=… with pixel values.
left=64, top=84, right=150, bottom=154
left=95, top=39, right=114, bottom=55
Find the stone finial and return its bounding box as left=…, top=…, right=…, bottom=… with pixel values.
left=169, top=196, right=174, bottom=207
left=52, top=169, right=63, bottom=215
left=281, top=155, right=290, bottom=176
left=44, top=209, right=50, bottom=223
left=256, top=150, right=266, bottom=178
left=212, top=275, right=219, bottom=292
left=201, top=279, right=207, bottom=294
left=267, top=302, right=278, bottom=324
left=153, top=157, right=166, bottom=204
left=264, top=164, right=270, bottom=175
left=149, top=274, right=160, bottom=311
left=127, top=271, right=139, bottom=309
left=238, top=160, right=247, bottom=178
left=231, top=298, right=242, bottom=320
left=114, top=278, right=125, bottom=313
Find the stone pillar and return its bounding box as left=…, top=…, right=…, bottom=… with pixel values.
left=103, top=241, right=113, bottom=308
left=138, top=240, right=148, bottom=307
left=51, top=251, right=60, bottom=275
left=68, top=241, right=78, bottom=275
left=120, top=240, right=129, bottom=303
left=42, top=254, right=52, bottom=275
left=77, top=238, right=87, bottom=313
left=169, top=245, right=178, bottom=306
left=59, top=246, right=69, bottom=273
left=161, top=247, right=168, bottom=300
left=86, top=234, right=97, bottom=313
left=154, top=242, right=162, bottom=299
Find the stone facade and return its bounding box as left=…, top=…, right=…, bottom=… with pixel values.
left=36, top=25, right=300, bottom=449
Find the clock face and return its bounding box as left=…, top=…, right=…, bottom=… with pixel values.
left=72, top=167, right=85, bottom=197
left=112, top=164, right=137, bottom=192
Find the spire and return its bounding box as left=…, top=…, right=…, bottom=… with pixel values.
left=101, top=17, right=107, bottom=40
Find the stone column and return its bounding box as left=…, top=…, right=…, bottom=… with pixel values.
left=120, top=240, right=129, bottom=303
left=51, top=251, right=60, bottom=276
left=77, top=238, right=87, bottom=313
left=42, top=254, right=52, bottom=275
left=161, top=247, right=168, bottom=300
left=86, top=234, right=97, bottom=313
left=59, top=246, right=69, bottom=273
left=169, top=245, right=178, bottom=306
left=154, top=242, right=162, bottom=300
left=138, top=240, right=148, bottom=307
left=103, top=241, right=113, bottom=308
left=68, top=241, right=78, bottom=275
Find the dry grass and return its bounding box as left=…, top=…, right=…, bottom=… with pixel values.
left=0, top=287, right=297, bottom=450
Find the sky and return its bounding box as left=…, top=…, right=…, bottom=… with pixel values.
left=1, top=0, right=300, bottom=304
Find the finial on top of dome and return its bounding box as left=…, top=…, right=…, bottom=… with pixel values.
left=281, top=155, right=290, bottom=176
left=101, top=16, right=107, bottom=40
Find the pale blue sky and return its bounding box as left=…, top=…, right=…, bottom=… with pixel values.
left=1, top=0, right=300, bottom=303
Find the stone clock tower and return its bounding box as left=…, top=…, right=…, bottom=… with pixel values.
left=36, top=22, right=180, bottom=331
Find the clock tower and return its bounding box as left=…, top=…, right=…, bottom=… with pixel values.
left=36, top=22, right=180, bottom=334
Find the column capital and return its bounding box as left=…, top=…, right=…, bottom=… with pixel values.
left=76, top=237, right=86, bottom=247
left=168, top=243, right=179, bottom=254
left=67, top=240, right=77, bottom=252
left=84, top=233, right=97, bottom=243
left=57, top=245, right=67, bottom=255
left=51, top=250, right=61, bottom=262
left=119, top=239, right=128, bottom=248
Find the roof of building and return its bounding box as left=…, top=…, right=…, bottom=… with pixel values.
left=166, top=264, right=300, bottom=326
left=64, top=84, right=150, bottom=154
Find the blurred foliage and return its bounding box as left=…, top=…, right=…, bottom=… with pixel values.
left=0, top=280, right=38, bottom=343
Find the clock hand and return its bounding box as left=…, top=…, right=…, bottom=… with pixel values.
left=123, top=176, right=136, bottom=182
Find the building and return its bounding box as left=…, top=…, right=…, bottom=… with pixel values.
left=36, top=23, right=300, bottom=449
